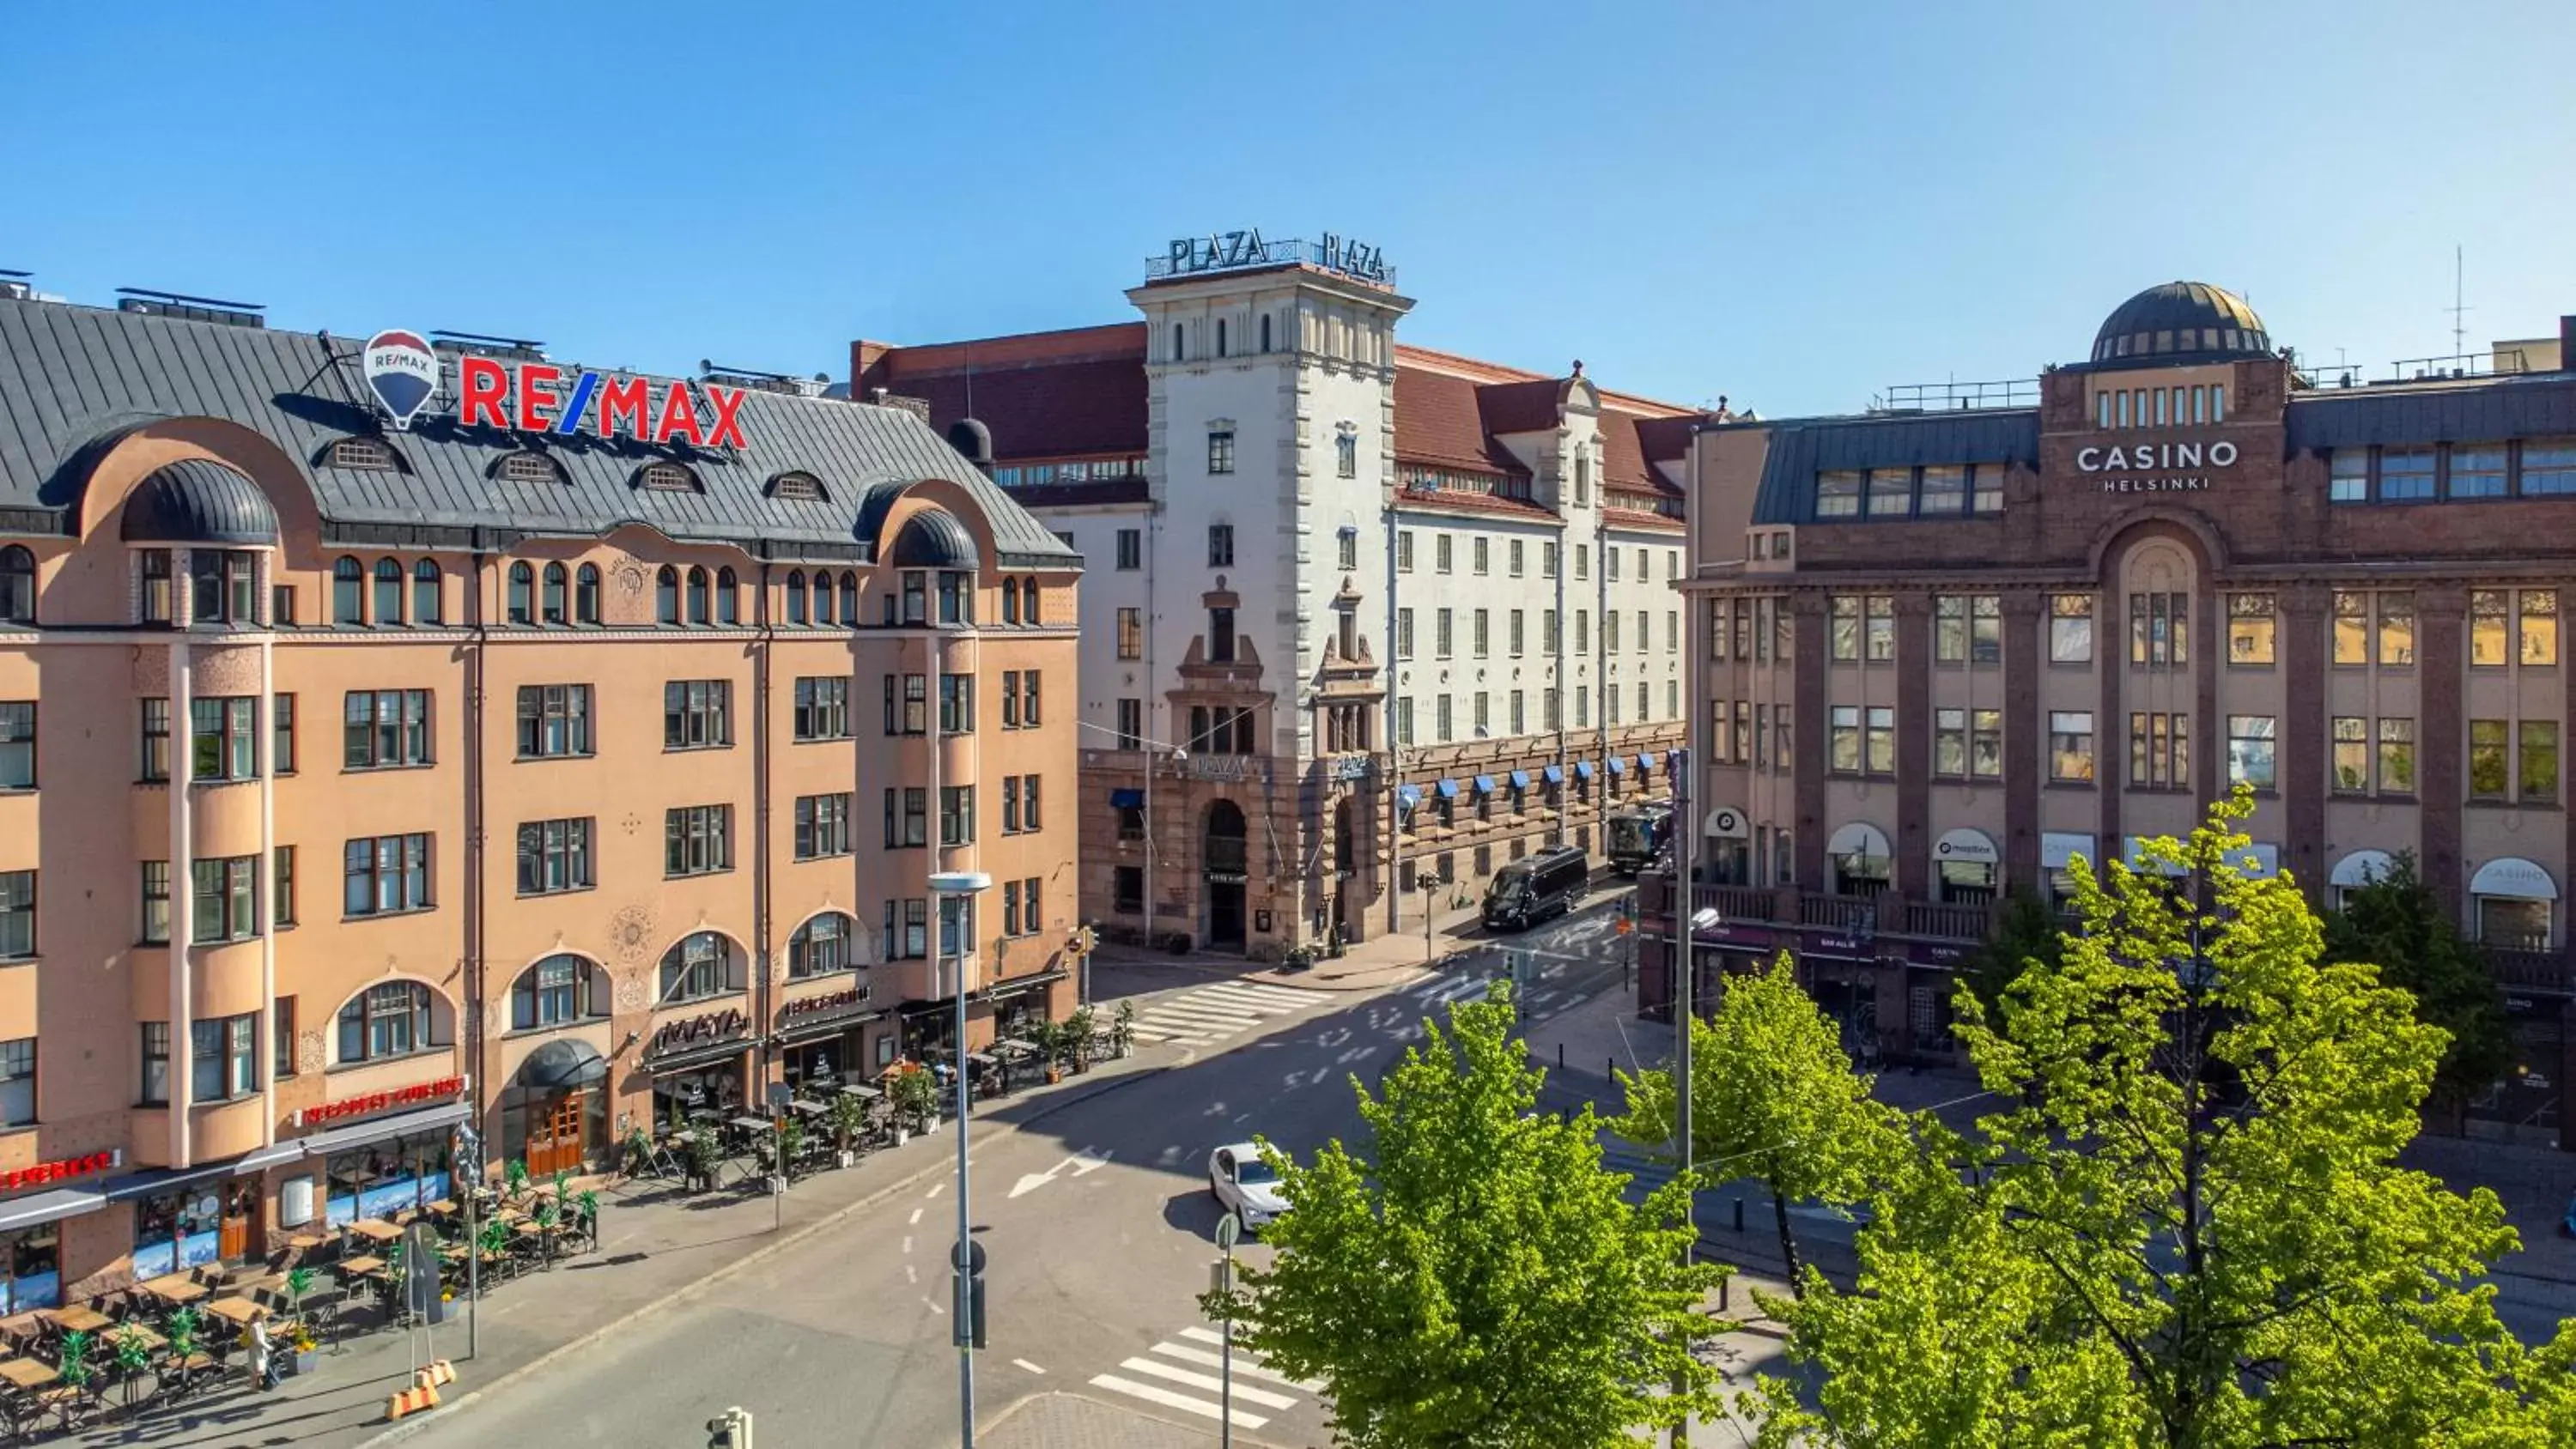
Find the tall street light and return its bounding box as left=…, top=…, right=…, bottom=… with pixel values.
left=930, top=869, right=992, bottom=1448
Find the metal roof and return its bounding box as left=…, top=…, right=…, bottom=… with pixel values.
left=2284, top=374, right=2576, bottom=452
left=119, top=458, right=280, bottom=545
left=0, top=298, right=1079, bottom=570
left=1750, top=411, right=2039, bottom=524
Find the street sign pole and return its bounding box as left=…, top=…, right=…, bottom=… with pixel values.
left=1215, top=1211, right=1241, bottom=1448
left=453, top=1123, right=483, bottom=1361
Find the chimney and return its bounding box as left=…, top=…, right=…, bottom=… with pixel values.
left=853, top=339, right=898, bottom=394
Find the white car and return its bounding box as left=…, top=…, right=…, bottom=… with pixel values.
left=1208, top=1142, right=1288, bottom=1232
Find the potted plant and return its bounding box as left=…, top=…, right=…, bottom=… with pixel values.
left=573, top=1189, right=600, bottom=1251
left=282, top=1266, right=319, bottom=1375
left=1064, top=1005, right=1097, bottom=1072
left=1112, top=1000, right=1138, bottom=1058
left=681, top=1132, right=720, bottom=1192
left=110, top=1324, right=150, bottom=1410
left=166, top=1306, right=200, bottom=1375
left=58, top=1327, right=92, bottom=1403
left=828, top=1091, right=868, bottom=1167
left=776, top=1115, right=807, bottom=1179
left=1281, top=943, right=1317, bottom=973
left=502, top=1158, right=531, bottom=1208
left=890, top=1065, right=940, bottom=1140
left=622, top=1127, right=655, bottom=1179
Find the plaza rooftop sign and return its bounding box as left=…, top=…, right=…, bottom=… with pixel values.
left=1150, top=232, right=1395, bottom=286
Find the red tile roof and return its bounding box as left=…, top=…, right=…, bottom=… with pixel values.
left=862, top=324, right=1150, bottom=462
left=1391, top=487, right=1561, bottom=522
left=1393, top=366, right=1529, bottom=478
left=1601, top=505, right=1686, bottom=533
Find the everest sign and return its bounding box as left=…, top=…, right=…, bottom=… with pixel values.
left=455, top=355, right=749, bottom=449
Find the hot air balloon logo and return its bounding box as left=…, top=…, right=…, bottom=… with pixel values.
left=361, top=329, right=440, bottom=430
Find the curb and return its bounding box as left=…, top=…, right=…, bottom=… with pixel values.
left=354, top=1065, right=1162, bottom=1447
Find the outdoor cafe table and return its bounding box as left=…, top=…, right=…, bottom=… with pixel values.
left=0, top=1358, right=58, bottom=1391
left=789, top=1099, right=826, bottom=1116
left=347, top=1219, right=404, bottom=1245
left=44, top=1305, right=112, bottom=1334
left=202, top=1296, right=264, bottom=1329
left=838, top=1083, right=881, bottom=1100
left=727, top=1115, right=769, bottom=1133
left=337, top=1255, right=387, bottom=1279
left=134, top=1276, right=207, bottom=1308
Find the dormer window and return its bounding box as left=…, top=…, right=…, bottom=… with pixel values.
left=500, top=451, right=563, bottom=484
left=329, top=437, right=399, bottom=472
left=769, top=470, right=826, bottom=501
left=638, top=462, right=699, bottom=493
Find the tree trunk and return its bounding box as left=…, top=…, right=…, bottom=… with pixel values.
left=1770, top=1167, right=1805, bottom=1299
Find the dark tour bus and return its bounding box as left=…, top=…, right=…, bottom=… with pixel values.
left=1481, top=845, right=1590, bottom=931
left=1605, top=804, right=1673, bottom=877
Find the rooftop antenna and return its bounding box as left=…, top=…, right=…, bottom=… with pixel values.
left=2447, top=244, right=2470, bottom=361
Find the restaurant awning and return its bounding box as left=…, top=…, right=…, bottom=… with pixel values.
left=517, top=1039, right=609, bottom=1092
left=1541, top=765, right=1564, bottom=785
left=1704, top=806, right=1747, bottom=840
left=776, top=1007, right=890, bottom=1046
left=0, top=1187, right=104, bottom=1232
left=1606, top=757, right=1627, bottom=774
left=983, top=967, right=1068, bottom=1003
left=1934, top=827, right=2001, bottom=867
left=1637, top=752, right=1657, bottom=771
left=294, top=1101, right=473, bottom=1159
left=1574, top=761, right=1595, bottom=779
left=2039, top=832, right=2096, bottom=870
left=2472, top=857, right=2559, bottom=900
left=1434, top=779, right=1460, bottom=798
left=1508, top=769, right=1530, bottom=789
left=1471, top=775, right=1495, bottom=794
left=1827, top=822, right=1893, bottom=864
left=645, top=1037, right=755, bottom=1074
left=1394, top=785, right=1421, bottom=810
left=1109, top=788, right=1145, bottom=809
left=2330, top=849, right=2397, bottom=889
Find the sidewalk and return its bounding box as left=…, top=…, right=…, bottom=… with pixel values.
left=47, top=1058, right=1162, bottom=1449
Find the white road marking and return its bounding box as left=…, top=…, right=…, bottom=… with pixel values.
left=922, top=1295, right=945, bottom=1315
left=1118, top=1356, right=1299, bottom=1410
left=908, top=1208, right=923, bottom=1226
left=1174, top=1328, right=1326, bottom=1390
left=901, top=1236, right=913, bottom=1254
left=906, top=1263, right=918, bottom=1283
left=927, top=1182, right=945, bottom=1199
left=1012, top=1358, right=1047, bottom=1375
left=1087, top=1373, right=1270, bottom=1429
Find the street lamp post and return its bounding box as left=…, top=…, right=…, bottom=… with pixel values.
left=930, top=870, right=993, bottom=1449
left=1214, top=1210, right=1242, bottom=1448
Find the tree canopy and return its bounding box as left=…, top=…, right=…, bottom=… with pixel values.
left=1207, top=987, right=1728, bottom=1449
left=1751, top=791, right=2576, bottom=1447
left=2323, top=850, right=2513, bottom=1113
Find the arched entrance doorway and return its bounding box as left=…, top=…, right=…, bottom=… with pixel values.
left=1203, top=800, right=1249, bottom=951
left=502, top=1040, right=609, bottom=1177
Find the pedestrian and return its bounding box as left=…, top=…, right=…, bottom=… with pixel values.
left=249, top=1313, right=278, bottom=1391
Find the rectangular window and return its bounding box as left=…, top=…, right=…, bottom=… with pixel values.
left=1666, top=609, right=1680, bottom=653
left=1735, top=701, right=1754, bottom=764
left=663, top=806, right=731, bottom=877
left=1112, top=868, right=1143, bottom=916
left=1934, top=708, right=1966, bottom=777
left=939, top=673, right=975, bottom=734
left=939, top=785, right=975, bottom=846
left=1541, top=609, right=1558, bottom=655
left=1865, top=706, right=1895, bottom=775
left=1508, top=540, right=1524, bottom=576
left=1829, top=596, right=1860, bottom=662
left=339, top=690, right=429, bottom=772
left=140, top=862, right=169, bottom=944
left=1573, top=688, right=1587, bottom=729
left=1115, top=698, right=1142, bottom=750
left=2521, top=721, right=2559, bottom=803
left=271, top=694, right=295, bottom=773
left=1572, top=543, right=1586, bottom=580
left=1508, top=609, right=1524, bottom=657
left=1865, top=467, right=1912, bottom=518
left=2522, top=590, right=2559, bottom=666
left=1935, top=596, right=1966, bottom=663
left=2377, top=591, right=2415, bottom=668
left=1396, top=531, right=1414, bottom=572
left=1000, top=670, right=1020, bottom=729
left=1394, top=608, right=1413, bottom=660
left=2451, top=444, right=2507, bottom=499
left=2329, top=449, right=2369, bottom=504
left=1540, top=542, right=1558, bottom=579
left=2379, top=446, right=2435, bottom=501
left=885, top=786, right=927, bottom=847
left=140, top=1022, right=168, bottom=1105
left=1971, top=463, right=2004, bottom=514
left=343, top=833, right=432, bottom=915
left=1206, top=429, right=1235, bottom=475
left=1207, top=524, right=1235, bottom=567
left=1604, top=612, right=1620, bottom=655
left=1605, top=548, right=1620, bottom=583
left=1971, top=709, right=2002, bottom=778
left=2337, top=591, right=2374, bottom=665
left=2227, top=715, right=2276, bottom=790
left=2470, top=590, right=2511, bottom=667
left=1574, top=610, right=1589, bottom=654
left=2129, top=593, right=2187, bottom=668
left=1472, top=537, right=1489, bottom=575
left=191, top=856, right=257, bottom=942
left=2523, top=439, right=2576, bottom=495
left=191, top=1015, right=257, bottom=1102
left=274, top=845, right=295, bottom=927
left=1864, top=595, right=1894, bottom=662
left=515, top=817, right=595, bottom=894
left=1510, top=689, right=1526, bottom=735
left=2470, top=718, right=2511, bottom=799
left=1115, top=608, right=1142, bottom=660
left=0, top=700, right=30, bottom=790
left=1337, top=530, right=1358, bottom=570
left=2050, top=712, right=2094, bottom=783
left=1473, top=692, right=1491, bottom=735
left=793, top=676, right=850, bottom=741
left=2331, top=716, right=2369, bottom=792
left=2050, top=594, right=2093, bottom=663
left=793, top=794, right=851, bottom=860
left=1436, top=608, right=1455, bottom=659
left=1436, top=536, right=1454, bottom=574
left=662, top=680, right=731, bottom=749
left=2378, top=717, right=2415, bottom=794
left=1814, top=470, right=1861, bottom=518
left=1829, top=706, right=1861, bottom=773
left=1, top=1038, right=36, bottom=1127
left=2129, top=712, right=2188, bottom=789
left=0, top=870, right=31, bottom=961
left=271, top=997, right=296, bottom=1078
left=1436, top=695, right=1454, bottom=743
left=1471, top=608, right=1490, bottom=659
left=1917, top=464, right=1965, bottom=515
left=1115, top=530, right=1141, bottom=570
left=2227, top=593, right=2275, bottom=665
left=191, top=696, right=258, bottom=779
left=1395, top=697, right=1414, bottom=745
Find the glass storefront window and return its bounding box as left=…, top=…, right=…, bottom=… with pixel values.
left=324, top=1130, right=453, bottom=1227
left=0, top=1225, right=59, bottom=1313
left=132, top=1186, right=223, bottom=1279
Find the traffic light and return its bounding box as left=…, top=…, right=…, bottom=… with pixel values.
left=706, top=1407, right=755, bottom=1448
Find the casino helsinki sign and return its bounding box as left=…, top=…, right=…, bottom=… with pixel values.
left=2076, top=439, right=2240, bottom=494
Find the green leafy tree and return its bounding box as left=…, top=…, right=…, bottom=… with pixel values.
left=1959, top=886, right=2068, bottom=1025
left=1749, top=790, right=2576, bottom=1446
left=2324, top=851, right=2512, bottom=1114
left=1614, top=952, right=1902, bottom=1297
left=1207, top=987, right=1727, bottom=1448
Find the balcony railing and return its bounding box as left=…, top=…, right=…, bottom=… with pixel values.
left=1691, top=885, right=1778, bottom=925
left=1800, top=893, right=1880, bottom=932
left=1905, top=901, right=1990, bottom=943
left=2488, top=947, right=2572, bottom=993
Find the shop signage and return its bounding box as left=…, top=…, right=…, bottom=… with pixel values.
left=453, top=355, right=748, bottom=448
left=1316, top=233, right=1390, bottom=283
left=361, top=330, right=440, bottom=429
left=1935, top=831, right=2001, bottom=865
left=1330, top=755, right=1376, bottom=784
left=1804, top=930, right=1876, bottom=961
left=649, top=1008, right=750, bottom=1060
left=2075, top=439, right=2239, bottom=494
left=296, top=1075, right=464, bottom=1128
left=777, top=987, right=873, bottom=1032
left=1185, top=755, right=1267, bottom=784
left=0, top=1149, right=120, bottom=1194
left=1686, top=920, right=1771, bottom=949
left=1910, top=940, right=1971, bottom=967
left=1166, top=230, right=1285, bottom=275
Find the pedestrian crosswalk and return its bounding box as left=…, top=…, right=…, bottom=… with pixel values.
left=1399, top=971, right=1571, bottom=1016
left=1090, top=1325, right=1323, bottom=1430
left=1121, top=982, right=1332, bottom=1048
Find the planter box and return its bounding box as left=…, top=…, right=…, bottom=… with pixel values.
left=287, top=1349, right=316, bottom=1379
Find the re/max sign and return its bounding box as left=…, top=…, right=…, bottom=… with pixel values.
left=456, top=356, right=749, bottom=449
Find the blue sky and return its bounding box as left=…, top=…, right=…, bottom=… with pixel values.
left=6, top=2, right=2570, bottom=417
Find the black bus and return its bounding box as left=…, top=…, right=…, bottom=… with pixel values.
left=1481, top=845, right=1590, bottom=931
left=1605, top=804, right=1673, bottom=877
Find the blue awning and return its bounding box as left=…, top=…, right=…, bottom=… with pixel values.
left=1573, top=761, right=1595, bottom=780
left=1509, top=770, right=1531, bottom=789
left=1395, top=785, right=1421, bottom=810
left=1434, top=779, right=1461, bottom=798
left=1638, top=752, right=1659, bottom=770
left=1472, top=775, right=1496, bottom=794
left=1607, top=757, right=1628, bottom=775
left=1109, top=788, right=1145, bottom=809
left=1542, top=765, right=1564, bottom=785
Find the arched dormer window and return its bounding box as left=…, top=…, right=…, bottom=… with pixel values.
left=658, top=931, right=739, bottom=1005
left=655, top=567, right=679, bottom=625
left=335, top=980, right=448, bottom=1064
left=542, top=562, right=568, bottom=624
left=574, top=564, right=600, bottom=625
left=716, top=567, right=738, bottom=625
left=638, top=462, right=699, bottom=493
left=332, top=556, right=364, bottom=624
left=837, top=572, right=858, bottom=626
left=328, top=436, right=400, bottom=471
left=373, top=558, right=404, bottom=624
left=786, top=571, right=808, bottom=625
left=498, top=451, right=562, bottom=485
left=510, top=954, right=611, bottom=1030
left=768, top=471, right=826, bottom=501
left=787, top=912, right=858, bottom=979
left=412, top=559, right=443, bottom=624
left=813, top=573, right=835, bottom=627
left=0, top=544, right=36, bottom=624
left=508, top=562, right=534, bottom=624
left=686, top=567, right=710, bottom=625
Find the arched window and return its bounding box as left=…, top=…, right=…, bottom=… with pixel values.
left=656, top=566, right=679, bottom=625
left=812, top=573, right=834, bottom=626
left=1021, top=579, right=1039, bottom=627
left=716, top=567, right=738, bottom=626
left=659, top=931, right=736, bottom=1004
left=1001, top=579, right=1020, bottom=625
left=510, top=954, right=610, bottom=1031
left=838, top=573, right=858, bottom=626
left=332, top=556, right=364, bottom=624
left=373, top=558, right=404, bottom=624
left=336, top=981, right=443, bottom=1063
left=786, top=571, right=808, bottom=625
left=686, top=567, right=710, bottom=625
left=0, top=545, right=32, bottom=624
left=508, top=562, right=534, bottom=624
left=787, top=912, right=857, bottom=979
left=542, top=562, right=568, bottom=624
left=574, top=564, right=600, bottom=625
left=412, top=559, right=442, bottom=624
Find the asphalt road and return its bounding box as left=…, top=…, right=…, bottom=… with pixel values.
left=398, top=902, right=1636, bottom=1449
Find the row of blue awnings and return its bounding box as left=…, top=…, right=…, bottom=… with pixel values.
left=1575, top=761, right=1595, bottom=779
left=1388, top=756, right=1662, bottom=809
left=1509, top=769, right=1530, bottom=789
left=1109, top=787, right=1145, bottom=809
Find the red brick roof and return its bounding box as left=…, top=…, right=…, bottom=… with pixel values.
left=1393, top=366, right=1530, bottom=478
left=860, top=324, right=1149, bottom=462
left=1391, top=487, right=1560, bottom=522
left=1601, top=505, right=1686, bottom=533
